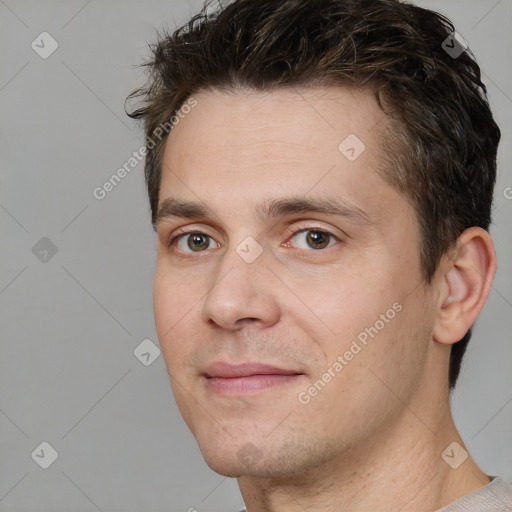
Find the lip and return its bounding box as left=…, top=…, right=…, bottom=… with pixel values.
left=203, top=362, right=305, bottom=396
left=204, top=361, right=302, bottom=378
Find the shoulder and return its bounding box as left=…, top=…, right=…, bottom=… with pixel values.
left=436, top=477, right=512, bottom=512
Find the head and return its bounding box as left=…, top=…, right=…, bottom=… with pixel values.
left=126, top=0, right=499, bottom=478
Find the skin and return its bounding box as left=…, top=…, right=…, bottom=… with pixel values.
left=153, top=86, right=497, bottom=511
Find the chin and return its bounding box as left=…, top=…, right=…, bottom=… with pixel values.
left=197, top=435, right=337, bottom=479
left=201, top=453, right=294, bottom=479
left=196, top=438, right=271, bottom=478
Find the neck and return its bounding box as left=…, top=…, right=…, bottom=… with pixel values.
left=237, top=390, right=489, bottom=512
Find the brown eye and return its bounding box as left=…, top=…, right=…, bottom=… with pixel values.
left=172, top=232, right=216, bottom=252
left=306, top=231, right=330, bottom=249
left=289, top=229, right=339, bottom=250
left=188, top=233, right=211, bottom=251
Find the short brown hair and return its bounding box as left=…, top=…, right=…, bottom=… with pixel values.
left=126, top=0, right=500, bottom=388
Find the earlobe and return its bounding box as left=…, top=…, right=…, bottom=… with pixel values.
left=433, top=227, right=497, bottom=346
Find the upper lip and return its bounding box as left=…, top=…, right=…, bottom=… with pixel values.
left=203, top=361, right=303, bottom=378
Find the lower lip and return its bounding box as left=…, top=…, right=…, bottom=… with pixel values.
left=205, top=374, right=303, bottom=395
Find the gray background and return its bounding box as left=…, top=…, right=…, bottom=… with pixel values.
left=0, top=0, right=510, bottom=511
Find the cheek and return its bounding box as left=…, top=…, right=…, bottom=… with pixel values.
left=153, top=264, right=199, bottom=367
left=153, top=268, right=174, bottom=341
left=291, top=263, right=419, bottom=402
left=153, top=264, right=211, bottom=433
left=286, top=268, right=392, bottom=349
left=153, top=260, right=204, bottom=327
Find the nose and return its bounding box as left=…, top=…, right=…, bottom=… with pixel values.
left=201, top=242, right=281, bottom=331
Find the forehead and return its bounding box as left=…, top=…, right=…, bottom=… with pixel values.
left=158, top=85, right=406, bottom=228
left=164, top=85, right=384, bottom=158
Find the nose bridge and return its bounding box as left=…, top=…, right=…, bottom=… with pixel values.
left=201, top=237, right=280, bottom=329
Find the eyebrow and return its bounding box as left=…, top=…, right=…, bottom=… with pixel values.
left=155, top=196, right=374, bottom=228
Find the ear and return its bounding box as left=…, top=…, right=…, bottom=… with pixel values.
left=433, top=227, right=497, bottom=345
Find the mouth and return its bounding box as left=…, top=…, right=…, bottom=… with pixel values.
left=203, top=361, right=305, bottom=396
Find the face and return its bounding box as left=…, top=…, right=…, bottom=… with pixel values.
left=153, top=86, right=436, bottom=478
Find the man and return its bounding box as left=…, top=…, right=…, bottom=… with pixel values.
left=126, top=0, right=512, bottom=510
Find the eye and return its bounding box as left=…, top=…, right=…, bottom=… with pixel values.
left=167, top=227, right=340, bottom=254
left=287, top=228, right=340, bottom=250
left=170, top=232, right=219, bottom=253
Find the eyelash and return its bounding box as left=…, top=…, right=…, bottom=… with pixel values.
left=166, top=227, right=340, bottom=253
